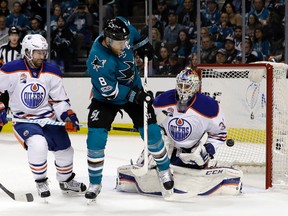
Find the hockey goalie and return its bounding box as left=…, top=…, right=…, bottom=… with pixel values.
left=116, top=67, right=243, bottom=198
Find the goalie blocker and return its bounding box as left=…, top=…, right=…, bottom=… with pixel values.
left=116, top=164, right=242, bottom=197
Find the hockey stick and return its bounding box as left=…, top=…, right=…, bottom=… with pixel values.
left=131, top=56, right=149, bottom=176
left=8, top=115, right=139, bottom=132
left=0, top=183, right=34, bottom=202
left=7, top=115, right=87, bottom=128
left=111, top=126, right=138, bottom=132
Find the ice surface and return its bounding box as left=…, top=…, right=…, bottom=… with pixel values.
left=0, top=133, right=288, bottom=216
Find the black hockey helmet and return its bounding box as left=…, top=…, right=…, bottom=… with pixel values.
left=103, top=18, right=130, bottom=41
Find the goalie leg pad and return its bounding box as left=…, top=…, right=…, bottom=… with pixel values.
left=116, top=164, right=243, bottom=196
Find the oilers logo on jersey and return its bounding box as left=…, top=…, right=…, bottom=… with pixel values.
left=21, top=83, right=46, bottom=109
left=168, top=118, right=192, bottom=141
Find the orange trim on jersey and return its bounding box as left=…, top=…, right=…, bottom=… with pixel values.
left=56, top=167, right=73, bottom=172
left=30, top=164, right=47, bottom=171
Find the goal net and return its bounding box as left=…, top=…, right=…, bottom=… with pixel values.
left=197, top=62, right=288, bottom=189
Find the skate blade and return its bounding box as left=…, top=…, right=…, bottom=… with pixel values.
left=86, top=198, right=96, bottom=205
left=41, top=197, right=50, bottom=204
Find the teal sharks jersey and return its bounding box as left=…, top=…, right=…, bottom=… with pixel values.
left=86, top=16, right=142, bottom=105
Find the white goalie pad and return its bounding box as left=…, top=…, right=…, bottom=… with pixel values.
left=116, top=164, right=243, bottom=197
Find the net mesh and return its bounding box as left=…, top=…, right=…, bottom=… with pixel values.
left=198, top=62, right=288, bottom=188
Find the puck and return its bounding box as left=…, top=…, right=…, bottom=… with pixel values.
left=226, top=139, right=235, bottom=147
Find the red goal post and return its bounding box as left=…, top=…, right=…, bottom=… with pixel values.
left=197, top=62, right=288, bottom=189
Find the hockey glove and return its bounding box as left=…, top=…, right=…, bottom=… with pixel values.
left=127, top=87, right=154, bottom=105
left=133, top=36, right=155, bottom=61
left=0, top=102, right=7, bottom=126
left=179, top=145, right=210, bottom=167
left=204, top=143, right=215, bottom=159
left=60, top=109, right=80, bottom=132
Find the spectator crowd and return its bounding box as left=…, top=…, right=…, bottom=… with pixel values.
left=0, top=0, right=286, bottom=76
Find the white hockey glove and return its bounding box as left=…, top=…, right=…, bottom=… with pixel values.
left=179, top=143, right=215, bottom=167
left=134, top=149, right=156, bottom=169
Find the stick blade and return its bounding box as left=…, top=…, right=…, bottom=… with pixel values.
left=14, top=193, right=34, bottom=202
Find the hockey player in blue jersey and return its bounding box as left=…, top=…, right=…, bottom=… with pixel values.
left=85, top=17, right=174, bottom=200
left=0, top=34, right=86, bottom=199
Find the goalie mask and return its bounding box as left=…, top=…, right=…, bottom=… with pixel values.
left=21, top=34, right=48, bottom=67
left=176, top=67, right=201, bottom=104
left=103, top=18, right=130, bottom=55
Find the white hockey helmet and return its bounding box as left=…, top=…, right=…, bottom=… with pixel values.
left=21, top=34, right=48, bottom=60
left=176, top=67, right=201, bottom=103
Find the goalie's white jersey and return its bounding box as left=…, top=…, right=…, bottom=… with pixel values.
left=0, top=59, right=70, bottom=120
left=153, top=89, right=227, bottom=151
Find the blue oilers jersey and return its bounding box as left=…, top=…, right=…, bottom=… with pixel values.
left=153, top=89, right=227, bottom=150
left=86, top=16, right=142, bottom=105
left=0, top=59, right=71, bottom=120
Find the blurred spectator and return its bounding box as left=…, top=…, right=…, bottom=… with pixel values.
left=163, top=53, right=183, bottom=76
left=201, top=0, right=221, bottom=27
left=232, top=25, right=242, bottom=51
left=209, top=12, right=233, bottom=49
left=60, top=0, right=79, bottom=19
left=153, top=0, right=170, bottom=27
left=27, top=15, right=47, bottom=38
left=50, top=16, right=74, bottom=73
left=135, top=54, right=144, bottom=76
left=186, top=53, right=197, bottom=70
left=0, top=0, right=9, bottom=17
left=215, top=48, right=227, bottom=64
left=21, top=0, right=46, bottom=27
left=262, top=7, right=284, bottom=56
left=0, top=15, right=8, bottom=44
left=6, top=1, right=30, bottom=37
left=191, top=26, right=209, bottom=52
left=248, top=0, right=270, bottom=26
left=50, top=5, right=63, bottom=32
left=153, top=45, right=170, bottom=75
left=245, top=13, right=262, bottom=40
left=163, top=9, right=184, bottom=50
left=244, top=36, right=264, bottom=63
left=151, top=27, right=163, bottom=58
left=171, top=29, right=192, bottom=67
left=66, top=2, right=93, bottom=61
left=87, top=0, right=114, bottom=39
left=223, top=0, right=243, bottom=14
left=221, top=2, right=242, bottom=27
left=252, top=26, right=271, bottom=60
left=177, top=0, right=196, bottom=37
left=200, top=35, right=217, bottom=64
left=224, top=36, right=240, bottom=63
left=0, top=26, right=21, bottom=67
left=140, top=15, right=164, bottom=40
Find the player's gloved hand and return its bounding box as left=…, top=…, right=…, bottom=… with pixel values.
left=60, top=109, right=80, bottom=132
left=0, top=102, right=7, bottom=126
left=204, top=143, right=215, bottom=159
left=127, top=87, right=154, bottom=105
left=133, top=36, right=155, bottom=61
left=179, top=144, right=210, bottom=167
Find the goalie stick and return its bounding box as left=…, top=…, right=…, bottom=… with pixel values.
left=131, top=56, right=149, bottom=176
left=0, top=183, right=34, bottom=202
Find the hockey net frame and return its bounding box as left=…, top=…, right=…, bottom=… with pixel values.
left=197, top=62, right=288, bottom=189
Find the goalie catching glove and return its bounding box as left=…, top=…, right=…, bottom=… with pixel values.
left=0, top=102, right=7, bottom=126
left=179, top=143, right=215, bottom=167
left=60, top=109, right=80, bottom=132
left=127, top=87, right=154, bottom=105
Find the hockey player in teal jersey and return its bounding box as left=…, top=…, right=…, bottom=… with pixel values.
left=85, top=17, right=174, bottom=200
